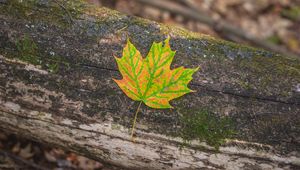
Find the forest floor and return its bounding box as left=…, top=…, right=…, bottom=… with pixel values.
left=1, top=0, right=300, bottom=169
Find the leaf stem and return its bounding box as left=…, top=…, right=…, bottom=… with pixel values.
left=131, top=101, right=142, bottom=140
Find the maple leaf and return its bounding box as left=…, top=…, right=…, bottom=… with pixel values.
left=113, top=38, right=198, bottom=109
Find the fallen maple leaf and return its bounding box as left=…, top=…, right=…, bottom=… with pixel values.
left=113, top=37, right=198, bottom=138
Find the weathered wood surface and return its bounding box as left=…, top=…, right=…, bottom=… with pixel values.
left=0, top=0, right=299, bottom=169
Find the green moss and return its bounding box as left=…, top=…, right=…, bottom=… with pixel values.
left=0, top=0, right=86, bottom=27
left=179, top=109, right=236, bottom=149
left=160, top=24, right=210, bottom=40
left=237, top=80, right=253, bottom=90
left=13, top=35, right=69, bottom=73
left=46, top=55, right=70, bottom=73
left=232, top=55, right=299, bottom=97
left=0, top=0, right=36, bottom=18
left=16, top=35, right=41, bottom=65
left=253, top=55, right=299, bottom=76
left=240, top=55, right=300, bottom=87
left=131, top=17, right=152, bottom=28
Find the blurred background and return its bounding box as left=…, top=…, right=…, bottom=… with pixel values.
left=1, top=0, right=300, bottom=170
left=87, top=0, right=300, bottom=58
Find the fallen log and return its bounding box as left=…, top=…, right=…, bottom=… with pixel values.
left=0, top=0, right=299, bottom=169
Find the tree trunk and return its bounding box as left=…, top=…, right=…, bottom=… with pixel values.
left=0, top=0, right=299, bottom=169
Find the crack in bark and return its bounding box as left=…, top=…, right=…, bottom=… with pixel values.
left=1, top=56, right=298, bottom=106
left=78, top=63, right=299, bottom=106
left=190, top=83, right=299, bottom=105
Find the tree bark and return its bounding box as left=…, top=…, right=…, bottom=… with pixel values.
left=0, top=0, right=299, bottom=169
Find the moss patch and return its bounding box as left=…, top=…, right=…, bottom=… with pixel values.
left=243, top=55, right=300, bottom=77
left=160, top=24, right=211, bottom=40
left=0, top=0, right=86, bottom=27
left=179, top=109, right=236, bottom=149
left=238, top=55, right=300, bottom=92
left=16, top=35, right=41, bottom=65
left=13, top=35, right=69, bottom=73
